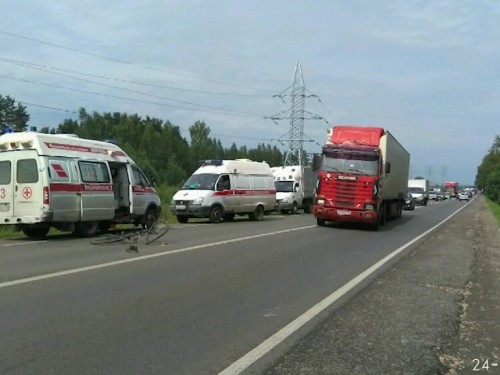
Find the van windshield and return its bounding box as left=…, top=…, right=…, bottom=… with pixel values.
left=181, top=173, right=219, bottom=190
left=275, top=181, right=294, bottom=192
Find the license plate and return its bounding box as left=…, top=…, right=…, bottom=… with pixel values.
left=337, top=209, right=351, bottom=216
left=0, top=203, right=10, bottom=212
left=176, top=205, right=187, bottom=210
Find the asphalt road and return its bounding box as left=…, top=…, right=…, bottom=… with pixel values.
left=0, top=199, right=469, bottom=374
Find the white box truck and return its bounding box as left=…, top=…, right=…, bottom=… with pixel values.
left=408, top=178, right=429, bottom=206
left=271, top=165, right=316, bottom=214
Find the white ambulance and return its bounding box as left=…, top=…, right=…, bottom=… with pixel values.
left=0, top=129, right=161, bottom=238
left=170, top=159, right=276, bottom=223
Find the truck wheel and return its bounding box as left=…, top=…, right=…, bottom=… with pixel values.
left=249, top=205, right=264, bottom=221
left=22, top=226, right=50, bottom=239
left=291, top=202, right=299, bottom=215
left=380, top=203, right=387, bottom=226
left=317, top=218, right=326, bottom=226
left=209, top=206, right=223, bottom=223
left=223, top=213, right=235, bottom=221
left=75, top=221, right=99, bottom=237
left=177, top=216, right=189, bottom=224
left=303, top=202, right=312, bottom=214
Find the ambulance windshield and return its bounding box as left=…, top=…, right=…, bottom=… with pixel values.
left=181, top=173, right=219, bottom=190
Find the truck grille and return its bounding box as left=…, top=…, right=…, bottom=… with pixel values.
left=320, top=179, right=374, bottom=206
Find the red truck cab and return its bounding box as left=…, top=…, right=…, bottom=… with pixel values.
left=313, top=126, right=409, bottom=230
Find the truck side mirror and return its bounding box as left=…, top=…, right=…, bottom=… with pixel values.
left=312, top=154, right=321, bottom=172
left=385, top=162, right=391, bottom=174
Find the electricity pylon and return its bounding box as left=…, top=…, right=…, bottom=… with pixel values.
left=265, top=60, right=326, bottom=167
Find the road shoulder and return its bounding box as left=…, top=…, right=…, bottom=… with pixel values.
left=265, top=196, right=499, bottom=374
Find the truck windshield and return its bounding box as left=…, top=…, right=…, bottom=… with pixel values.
left=409, top=187, right=425, bottom=193
left=320, top=153, right=379, bottom=176
left=181, top=173, right=219, bottom=190
left=274, top=180, right=294, bottom=192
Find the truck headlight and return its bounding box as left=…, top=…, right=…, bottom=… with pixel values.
left=192, top=197, right=204, bottom=205
left=364, top=204, right=375, bottom=210
left=316, top=199, right=325, bottom=205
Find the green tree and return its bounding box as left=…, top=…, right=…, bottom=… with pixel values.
left=0, top=95, right=30, bottom=132
left=485, top=163, right=500, bottom=203
left=476, top=137, right=500, bottom=191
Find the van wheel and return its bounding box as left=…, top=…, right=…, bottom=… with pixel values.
left=291, top=202, right=299, bottom=215
left=177, top=216, right=189, bottom=224
left=75, top=221, right=99, bottom=237
left=249, top=205, right=264, bottom=221
left=209, top=206, right=223, bottom=223
left=143, top=208, right=157, bottom=229
left=23, top=227, right=50, bottom=239
left=223, top=213, right=235, bottom=221
left=98, top=222, right=111, bottom=233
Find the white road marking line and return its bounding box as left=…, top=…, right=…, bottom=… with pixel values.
left=0, top=225, right=316, bottom=289
left=2, top=240, right=47, bottom=247
left=219, top=201, right=472, bottom=374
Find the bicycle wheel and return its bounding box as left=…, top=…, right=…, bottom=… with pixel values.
left=90, top=233, right=125, bottom=245
left=145, top=220, right=169, bottom=244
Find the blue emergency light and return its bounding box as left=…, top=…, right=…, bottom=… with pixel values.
left=29, top=126, right=37, bottom=132
left=198, top=159, right=223, bottom=166
left=2, top=127, right=14, bottom=134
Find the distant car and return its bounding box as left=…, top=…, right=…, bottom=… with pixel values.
left=408, top=187, right=427, bottom=206
left=404, top=191, right=417, bottom=210
left=428, top=191, right=438, bottom=200
left=458, top=191, right=470, bottom=201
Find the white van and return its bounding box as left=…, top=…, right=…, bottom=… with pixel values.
left=170, top=159, right=276, bottom=223
left=0, top=130, right=161, bottom=238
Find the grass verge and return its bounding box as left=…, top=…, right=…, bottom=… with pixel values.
left=485, top=196, right=500, bottom=224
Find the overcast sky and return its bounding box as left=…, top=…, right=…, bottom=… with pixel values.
left=1, top=0, right=498, bottom=185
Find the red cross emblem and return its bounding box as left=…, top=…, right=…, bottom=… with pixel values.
left=22, top=187, right=32, bottom=199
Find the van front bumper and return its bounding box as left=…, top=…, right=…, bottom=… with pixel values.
left=170, top=205, right=211, bottom=218
left=276, top=200, right=293, bottom=210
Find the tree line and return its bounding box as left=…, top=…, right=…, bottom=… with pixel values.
left=476, top=135, right=500, bottom=203
left=0, top=95, right=284, bottom=186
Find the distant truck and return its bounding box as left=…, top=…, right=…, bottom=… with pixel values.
left=408, top=178, right=429, bottom=206
left=312, top=125, right=410, bottom=230
left=271, top=165, right=316, bottom=214
left=443, top=181, right=459, bottom=198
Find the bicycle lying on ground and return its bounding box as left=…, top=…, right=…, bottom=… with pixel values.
left=90, top=220, right=169, bottom=246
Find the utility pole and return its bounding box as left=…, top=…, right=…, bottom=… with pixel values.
left=265, top=60, right=326, bottom=167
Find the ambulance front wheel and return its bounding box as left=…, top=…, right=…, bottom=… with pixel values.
left=22, top=226, right=50, bottom=239
left=209, top=206, right=223, bottom=224
left=177, top=216, right=189, bottom=224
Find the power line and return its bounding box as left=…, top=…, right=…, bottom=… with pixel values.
left=20, top=100, right=279, bottom=144
left=20, top=101, right=79, bottom=115
left=0, top=60, right=261, bottom=115
left=0, top=30, right=274, bottom=92
left=0, top=57, right=268, bottom=98
left=0, top=74, right=263, bottom=118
